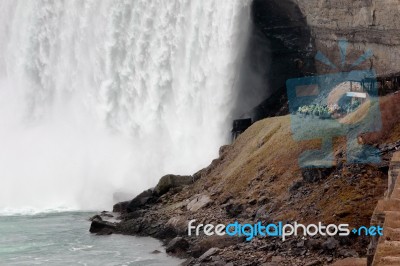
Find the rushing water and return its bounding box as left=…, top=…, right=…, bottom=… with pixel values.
left=0, top=1, right=253, bottom=264
left=0, top=0, right=252, bottom=213
left=0, top=212, right=183, bottom=265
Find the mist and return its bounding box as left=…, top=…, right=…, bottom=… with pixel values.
left=0, top=0, right=252, bottom=214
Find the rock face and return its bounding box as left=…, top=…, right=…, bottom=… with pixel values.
left=251, top=0, right=400, bottom=121
left=87, top=3, right=400, bottom=264
left=126, top=188, right=155, bottom=212
left=166, top=216, right=188, bottom=235
left=154, top=174, right=193, bottom=196
left=90, top=111, right=400, bottom=265
left=295, top=0, right=400, bottom=75
left=166, top=237, right=189, bottom=254
left=112, top=201, right=129, bottom=213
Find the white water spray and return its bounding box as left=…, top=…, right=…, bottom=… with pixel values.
left=0, top=0, right=251, bottom=213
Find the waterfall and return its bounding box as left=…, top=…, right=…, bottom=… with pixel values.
left=0, top=0, right=251, bottom=213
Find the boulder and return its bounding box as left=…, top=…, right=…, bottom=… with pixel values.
left=89, top=220, right=116, bottom=235
left=113, top=201, right=130, bottom=213
left=187, top=194, right=212, bottom=212
left=116, top=219, right=142, bottom=235
left=127, top=188, right=155, bottom=212
left=166, top=216, right=188, bottom=235
left=198, top=248, right=219, bottom=262
left=153, top=226, right=177, bottom=240
left=154, top=174, right=193, bottom=196
left=151, top=250, right=161, bottom=254
left=120, top=210, right=142, bottom=220
left=166, top=237, right=189, bottom=253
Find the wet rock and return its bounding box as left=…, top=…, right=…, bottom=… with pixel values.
left=89, top=220, right=116, bottom=234
left=151, top=250, right=161, bottom=254
left=120, top=210, right=142, bottom=221
left=187, top=194, right=212, bottom=212
left=116, top=219, right=142, bottom=235
left=96, top=228, right=114, bottom=235
left=154, top=174, right=193, bottom=196
left=166, top=237, right=189, bottom=253
left=127, top=188, right=155, bottom=212
left=153, top=225, right=177, bottom=240
left=113, top=201, right=130, bottom=213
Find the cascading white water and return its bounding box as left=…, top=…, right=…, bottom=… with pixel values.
left=0, top=0, right=252, bottom=214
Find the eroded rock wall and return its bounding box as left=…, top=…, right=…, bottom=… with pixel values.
left=295, top=0, right=400, bottom=75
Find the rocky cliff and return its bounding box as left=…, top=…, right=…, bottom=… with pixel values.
left=246, top=0, right=400, bottom=120
left=89, top=2, right=400, bottom=265
left=91, top=93, right=400, bottom=265
left=296, top=0, right=400, bottom=75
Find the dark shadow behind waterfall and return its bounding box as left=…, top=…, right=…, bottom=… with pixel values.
left=231, top=23, right=271, bottom=121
